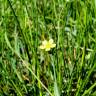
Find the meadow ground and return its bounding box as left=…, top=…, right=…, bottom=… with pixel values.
left=0, top=0, right=96, bottom=96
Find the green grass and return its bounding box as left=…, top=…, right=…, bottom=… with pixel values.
left=0, top=0, right=96, bottom=96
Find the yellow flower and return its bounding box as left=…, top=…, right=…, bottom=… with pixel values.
left=39, top=39, right=56, bottom=51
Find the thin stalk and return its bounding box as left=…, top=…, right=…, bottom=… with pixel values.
left=7, top=0, right=31, bottom=64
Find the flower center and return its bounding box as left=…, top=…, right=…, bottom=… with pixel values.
left=46, top=42, right=51, bottom=48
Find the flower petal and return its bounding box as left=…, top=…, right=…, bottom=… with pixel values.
left=45, top=48, right=51, bottom=51
left=42, top=40, right=47, bottom=45
left=39, top=45, right=45, bottom=49
left=49, top=39, right=53, bottom=44
left=51, top=44, right=56, bottom=48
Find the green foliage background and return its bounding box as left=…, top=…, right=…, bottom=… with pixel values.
left=0, top=0, right=96, bottom=96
